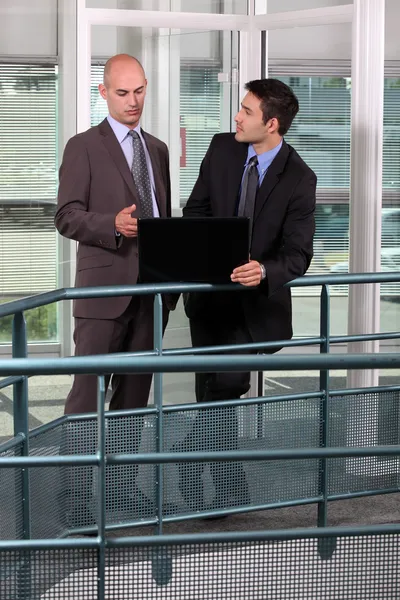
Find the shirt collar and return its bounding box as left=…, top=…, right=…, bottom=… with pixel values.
left=107, top=114, right=141, bottom=144
left=246, top=139, right=283, bottom=173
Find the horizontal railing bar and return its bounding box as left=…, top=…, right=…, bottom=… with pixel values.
left=164, top=391, right=324, bottom=413
left=2, top=523, right=400, bottom=551
left=0, top=272, right=399, bottom=317
left=330, top=384, right=400, bottom=397
left=288, top=272, right=400, bottom=286
left=0, top=538, right=101, bottom=551
left=0, top=523, right=400, bottom=552
left=328, top=488, right=400, bottom=502
left=106, top=522, right=400, bottom=547
left=105, top=445, right=400, bottom=464
left=67, top=496, right=324, bottom=536
left=0, top=455, right=100, bottom=467
left=0, top=433, right=26, bottom=454
left=0, top=353, right=398, bottom=376
left=2, top=444, right=400, bottom=468
left=0, top=375, right=25, bottom=390
left=163, top=337, right=321, bottom=356
left=331, top=332, right=400, bottom=344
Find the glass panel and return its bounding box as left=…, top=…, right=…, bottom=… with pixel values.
left=265, top=0, right=352, bottom=13
left=91, top=26, right=238, bottom=213
left=0, top=64, right=58, bottom=344
left=89, top=24, right=237, bottom=401
left=277, top=76, right=351, bottom=192
left=86, top=0, right=248, bottom=14
left=383, top=78, right=400, bottom=190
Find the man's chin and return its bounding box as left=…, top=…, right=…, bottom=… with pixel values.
left=235, top=131, right=244, bottom=142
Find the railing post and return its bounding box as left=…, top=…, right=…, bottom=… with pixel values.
left=97, top=375, right=106, bottom=600
left=151, top=293, right=172, bottom=586
left=12, top=312, right=31, bottom=598
left=12, top=312, right=30, bottom=538
left=317, top=285, right=336, bottom=559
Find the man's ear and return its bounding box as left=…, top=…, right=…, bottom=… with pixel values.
left=268, top=117, right=280, bottom=134
left=98, top=83, right=107, bottom=100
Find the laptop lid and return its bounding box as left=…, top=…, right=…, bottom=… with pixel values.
left=137, top=217, right=250, bottom=284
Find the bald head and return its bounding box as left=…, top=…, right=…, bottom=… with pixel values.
left=103, top=54, right=145, bottom=88
left=99, top=54, right=147, bottom=129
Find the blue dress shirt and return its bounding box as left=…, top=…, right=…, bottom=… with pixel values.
left=107, top=114, right=160, bottom=217
left=244, top=140, right=283, bottom=186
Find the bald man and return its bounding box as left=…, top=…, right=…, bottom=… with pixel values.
left=55, top=54, right=173, bottom=415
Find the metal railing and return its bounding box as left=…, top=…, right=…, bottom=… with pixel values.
left=0, top=272, right=399, bottom=596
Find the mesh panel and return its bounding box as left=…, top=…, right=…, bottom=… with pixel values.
left=59, top=415, right=157, bottom=530
left=165, top=399, right=321, bottom=515
left=0, top=549, right=97, bottom=600
left=29, top=424, right=66, bottom=539
left=328, top=392, right=400, bottom=495
left=0, top=442, right=23, bottom=540
left=0, top=535, right=398, bottom=599
left=9, top=389, right=400, bottom=539
left=104, top=414, right=157, bottom=524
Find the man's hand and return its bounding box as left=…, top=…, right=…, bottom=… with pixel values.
left=115, top=204, right=138, bottom=237
left=231, top=260, right=263, bottom=287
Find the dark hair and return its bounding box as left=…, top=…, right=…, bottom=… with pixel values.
left=244, top=79, right=299, bottom=135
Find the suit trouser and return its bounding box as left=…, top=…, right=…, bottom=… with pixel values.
left=65, top=295, right=168, bottom=414
left=62, top=295, right=168, bottom=526
left=177, top=302, right=254, bottom=508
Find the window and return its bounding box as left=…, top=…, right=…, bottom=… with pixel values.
left=271, top=72, right=400, bottom=300
left=0, top=64, right=58, bottom=343
left=179, top=62, right=222, bottom=205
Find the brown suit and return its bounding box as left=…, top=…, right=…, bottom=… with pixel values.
left=55, top=118, right=171, bottom=413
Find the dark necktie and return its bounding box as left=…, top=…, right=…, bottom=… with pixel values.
left=128, top=130, right=154, bottom=218
left=237, top=156, right=259, bottom=227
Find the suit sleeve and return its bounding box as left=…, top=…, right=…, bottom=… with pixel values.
left=182, top=137, right=215, bottom=217
left=54, top=136, right=119, bottom=250
left=261, top=171, right=316, bottom=296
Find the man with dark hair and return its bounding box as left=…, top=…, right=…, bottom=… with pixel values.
left=180, top=78, right=316, bottom=512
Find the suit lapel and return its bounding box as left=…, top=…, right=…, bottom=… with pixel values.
left=142, top=130, right=166, bottom=217
left=254, top=140, right=290, bottom=222
left=225, top=141, right=248, bottom=216
left=98, top=118, right=138, bottom=201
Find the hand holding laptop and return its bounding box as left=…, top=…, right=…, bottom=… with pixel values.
left=231, top=260, right=263, bottom=287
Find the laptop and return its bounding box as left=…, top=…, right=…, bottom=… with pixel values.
left=137, top=217, right=250, bottom=284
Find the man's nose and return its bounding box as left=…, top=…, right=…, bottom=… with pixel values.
left=128, top=93, right=137, bottom=106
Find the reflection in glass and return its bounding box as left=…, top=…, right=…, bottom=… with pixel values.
left=0, top=64, right=58, bottom=343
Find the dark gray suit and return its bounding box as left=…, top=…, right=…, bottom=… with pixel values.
left=55, top=118, right=171, bottom=414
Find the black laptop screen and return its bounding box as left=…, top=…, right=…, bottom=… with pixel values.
left=138, top=217, right=250, bottom=284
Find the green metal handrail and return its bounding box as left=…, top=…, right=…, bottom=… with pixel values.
left=0, top=271, right=399, bottom=571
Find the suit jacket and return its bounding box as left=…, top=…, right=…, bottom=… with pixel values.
left=55, top=118, right=171, bottom=319
left=182, top=134, right=317, bottom=344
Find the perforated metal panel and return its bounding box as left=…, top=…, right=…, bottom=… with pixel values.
left=165, top=399, right=322, bottom=515
left=4, top=388, right=398, bottom=539
left=328, top=391, right=400, bottom=495
left=0, top=442, right=23, bottom=540
left=1, top=534, right=399, bottom=599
